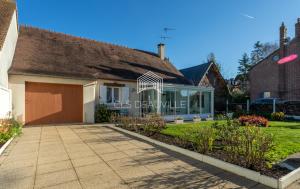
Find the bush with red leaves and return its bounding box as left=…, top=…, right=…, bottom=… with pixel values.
left=238, top=115, right=269, bottom=127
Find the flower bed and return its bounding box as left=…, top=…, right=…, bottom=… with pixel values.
left=0, top=118, right=22, bottom=148
left=113, top=116, right=289, bottom=178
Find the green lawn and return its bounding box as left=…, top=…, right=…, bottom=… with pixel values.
left=161, top=120, right=300, bottom=163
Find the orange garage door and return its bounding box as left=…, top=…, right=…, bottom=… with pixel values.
left=25, top=82, right=83, bottom=125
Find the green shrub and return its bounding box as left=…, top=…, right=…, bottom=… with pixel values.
left=212, top=119, right=240, bottom=145
left=214, top=114, right=227, bottom=120
left=212, top=121, right=274, bottom=169
left=184, top=126, right=216, bottom=154
left=271, top=112, right=285, bottom=121
left=116, top=115, right=166, bottom=136
left=0, top=118, right=22, bottom=144
left=116, top=116, right=133, bottom=130
left=94, top=104, right=112, bottom=123
left=240, top=126, right=274, bottom=169
left=142, top=115, right=166, bottom=136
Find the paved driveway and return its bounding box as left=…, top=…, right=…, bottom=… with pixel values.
left=0, top=125, right=273, bottom=189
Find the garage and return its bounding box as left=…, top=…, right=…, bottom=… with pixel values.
left=25, top=82, right=83, bottom=125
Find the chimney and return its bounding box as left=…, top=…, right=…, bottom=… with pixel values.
left=157, top=43, right=165, bottom=60
left=280, top=22, right=287, bottom=57
left=295, top=18, right=300, bottom=38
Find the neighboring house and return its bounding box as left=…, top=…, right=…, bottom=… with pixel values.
left=0, top=0, right=18, bottom=118
left=249, top=19, right=300, bottom=101
left=180, top=62, right=229, bottom=113
left=233, top=74, right=250, bottom=95
left=1, top=1, right=214, bottom=125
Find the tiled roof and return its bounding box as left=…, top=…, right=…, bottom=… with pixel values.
left=0, top=0, right=16, bottom=50
left=180, top=62, right=212, bottom=85
left=9, top=26, right=191, bottom=85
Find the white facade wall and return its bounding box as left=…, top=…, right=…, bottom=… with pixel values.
left=0, top=11, right=18, bottom=119
left=0, top=11, right=18, bottom=88
left=83, top=82, right=97, bottom=123
left=0, top=87, right=11, bottom=118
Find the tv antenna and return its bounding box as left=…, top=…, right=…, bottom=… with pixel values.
left=163, top=27, right=176, bottom=33
left=160, top=27, right=175, bottom=42
left=160, top=36, right=171, bottom=40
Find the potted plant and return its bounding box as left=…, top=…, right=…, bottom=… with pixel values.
left=206, top=115, right=214, bottom=121
left=193, top=115, right=201, bottom=122
left=174, top=116, right=184, bottom=124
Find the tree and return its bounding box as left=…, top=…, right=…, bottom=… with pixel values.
left=207, top=52, right=222, bottom=73
left=237, top=53, right=251, bottom=92
left=250, top=41, right=278, bottom=65
left=262, top=42, right=278, bottom=56
left=250, top=41, right=264, bottom=65
left=238, top=53, right=251, bottom=76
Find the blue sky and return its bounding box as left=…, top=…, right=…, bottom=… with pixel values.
left=17, top=0, right=300, bottom=78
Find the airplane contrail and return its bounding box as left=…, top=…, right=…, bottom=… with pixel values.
left=241, top=14, right=255, bottom=19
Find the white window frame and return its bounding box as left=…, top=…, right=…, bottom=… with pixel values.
left=106, top=87, right=121, bottom=104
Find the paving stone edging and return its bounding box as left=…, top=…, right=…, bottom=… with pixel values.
left=106, top=125, right=300, bottom=189
left=0, top=136, right=14, bottom=156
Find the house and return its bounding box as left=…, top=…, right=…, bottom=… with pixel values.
left=249, top=19, right=300, bottom=101
left=0, top=0, right=17, bottom=118
left=180, top=62, right=229, bottom=113
left=1, top=1, right=214, bottom=125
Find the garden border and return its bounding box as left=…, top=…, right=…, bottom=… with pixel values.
left=0, top=136, right=14, bottom=156
left=106, top=125, right=300, bottom=189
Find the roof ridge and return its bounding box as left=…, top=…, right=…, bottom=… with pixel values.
left=180, top=62, right=211, bottom=71
left=19, top=25, right=139, bottom=51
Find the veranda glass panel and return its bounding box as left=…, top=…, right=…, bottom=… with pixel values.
left=140, top=89, right=157, bottom=116
left=201, top=91, right=211, bottom=114
left=189, top=90, right=200, bottom=114
left=161, top=90, right=175, bottom=116
left=175, top=89, right=188, bottom=115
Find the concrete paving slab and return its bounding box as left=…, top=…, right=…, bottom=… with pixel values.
left=34, top=169, right=77, bottom=188
left=71, top=155, right=103, bottom=167
left=74, top=162, right=113, bottom=179
left=37, top=160, right=73, bottom=175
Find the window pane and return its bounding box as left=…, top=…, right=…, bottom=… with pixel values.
left=161, top=90, right=175, bottom=116
left=189, top=90, right=200, bottom=114
left=175, top=89, right=188, bottom=115
left=107, top=87, right=112, bottom=103
left=113, top=88, right=119, bottom=103
left=201, top=92, right=211, bottom=114
left=141, top=89, right=157, bottom=115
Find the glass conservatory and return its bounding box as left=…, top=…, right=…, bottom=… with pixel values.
left=139, top=84, right=214, bottom=121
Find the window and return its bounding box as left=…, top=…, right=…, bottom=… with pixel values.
left=201, top=92, right=211, bottom=114
left=161, top=90, right=175, bottom=116
left=107, top=87, right=120, bottom=103
left=113, top=88, right=119, bottom=102
left=189, top=90, right=200, bottom=114
left=175, top=89, right=188, bottom=115
left=107, top=87, right=112, bottom=103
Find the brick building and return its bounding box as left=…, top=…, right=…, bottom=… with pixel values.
left=249, top=18, right=300, bottom=101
